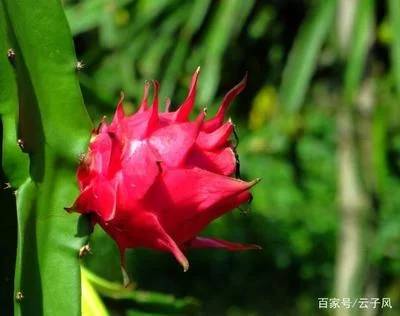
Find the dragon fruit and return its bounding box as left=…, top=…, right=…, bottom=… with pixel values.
left=67, top=68, right=260, bottom=283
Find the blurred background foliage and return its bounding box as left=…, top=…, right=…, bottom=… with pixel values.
left=7, top=0, right=400, bottom=315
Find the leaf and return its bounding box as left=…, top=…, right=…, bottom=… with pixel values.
left=388, top=0, right=400, bottom=96
left=160, top=0, right=211, bottom=101
left=65, top=0, right=134, bottom=36
left=279, top=0, right=336, bottom=113
left=81, top=267, right=110, bottom=316
left=198, top=0, right=254, bottom=105
left=343, top=0, right=375, bottom=103
left=248, top=6, right=275, bottom=40
left=138, top=3, right=188, bottom=78
left=111, top=0, right=177, bottom=49
left=81, top=267, right=199, bottom=315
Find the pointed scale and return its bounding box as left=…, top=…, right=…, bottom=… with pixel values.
left=203, top=73, right=247, bottom=132
left=174, top=67, right=200, bottom=122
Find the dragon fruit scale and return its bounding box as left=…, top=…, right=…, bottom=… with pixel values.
left=67, top=68, right=260, bottom=282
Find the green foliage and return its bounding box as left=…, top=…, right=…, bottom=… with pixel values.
left=388, top=0, right=400, bottom=96
left=64, top=0, right=256, bottom=113
left=279, top=0, right=336, bottom=113
left=82, top=267, right=199, bottom=315
left=343, top=0, right=375, bottom=103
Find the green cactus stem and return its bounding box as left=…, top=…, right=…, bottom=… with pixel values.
left=0, top=0, right=93, bottom=315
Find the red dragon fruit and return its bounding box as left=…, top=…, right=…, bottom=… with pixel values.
left=67, top=68, right=260, bottom=283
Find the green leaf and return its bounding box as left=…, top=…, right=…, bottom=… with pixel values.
left=372, top=103, right=389, bottom=194
left=388, top=0, right=400, bottom=96
left=279, top=0, right=336, bottom=113
left=343, top=0, right=375, bottom=103
left=139, top=3, right=188, bottom=79
left=111, top=0, right=177, bottom=49
left=65, top=0, right=134, bottom=36
left=160, top=0, right=211, bottom=101
left=82, top=267, right=199, bottom=315
left=82, top=267, right=110, bottom=316
left=199, top=0, right=253, bottom=104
